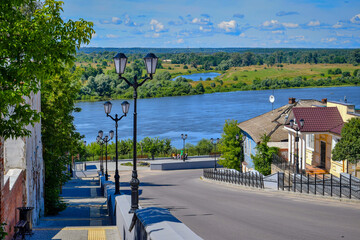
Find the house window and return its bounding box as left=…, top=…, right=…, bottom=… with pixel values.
left=332, top=137, right=339, bottom=150
left=306, top=134, right=314, bottom=150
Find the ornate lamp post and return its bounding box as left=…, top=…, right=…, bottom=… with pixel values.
left=104, top=131, right=114, bottom=181
left=290, top=119, right=304, bottom=174
left=181, top=134, right=187, bottom=162
left=104, top=100, right=130, bottom=195
left=210, top=138, right=220, bottom=171
left=113, top=52, right=158, bottom=213
left=236, top=134, right=246, bottom=173
left=96, top=130, right=104, bottom=175
left=83, top=141, right=87, bottom=170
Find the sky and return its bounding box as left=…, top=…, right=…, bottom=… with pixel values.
left=60, top=0, right=360, bottom=48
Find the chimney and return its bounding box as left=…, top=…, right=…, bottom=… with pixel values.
left=321, top=98, right=327, bottom=104
left=288, top=97, right=296, bottom=104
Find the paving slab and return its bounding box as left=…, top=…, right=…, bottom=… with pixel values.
left=27, top=171, right=120, bottom=240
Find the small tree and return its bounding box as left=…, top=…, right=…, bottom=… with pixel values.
left=218, top=120, right=243, bottom=171
left=332, top=118, right=360, bottom=164
left=251, top=134, right=279, bottom=175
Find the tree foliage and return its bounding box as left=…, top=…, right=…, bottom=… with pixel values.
left=42, top=68, right=87, bottom=215
left=332, top=118, right=360, bottom=164
left=251, top=134, right=279, bottom=175
left=0, top=0, right=94, bottom=139
left=218, top=120, right=243, bottom=170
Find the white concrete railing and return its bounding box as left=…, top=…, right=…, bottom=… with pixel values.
left=100, top=173, right=203, bottom=240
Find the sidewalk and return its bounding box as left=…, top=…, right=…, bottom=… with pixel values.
left=28, top=166, right=120, bottom=240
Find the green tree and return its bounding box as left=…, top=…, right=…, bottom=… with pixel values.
left=332, top=118, right=360, bottom=164
left=141, top=137, right=163, bottom=160
left=42, top=68, right=86, bottom=215
left=218, top=120, right=243, bottom=170
left=195, top=82, right=205, bottom=93
left=0, top=0, right=94, bottom=139
left=251, top=134, right=279, bottom=175
left=196, top=138, right=213, bottom=155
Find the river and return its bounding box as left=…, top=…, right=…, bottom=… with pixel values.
left=74, top=86, right=360, bottom=148
left=173, top=72, right=220, bottom=81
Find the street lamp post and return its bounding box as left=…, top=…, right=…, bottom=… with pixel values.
left=236, top=134, right=246, bottom=173
left=181, top=134, right=187, bottom=162
left=104, top=131, right=114, bottom=181
left=113, top=52, right=158, bottom=213
left=104, top=100, right=130, bottom=195
left=210, top=138, right=220, bottom=171
left=83, top=141, right=87, bottom=171
left=290, top=119, right=305, bottom=174
left=97, top=130, right=104, bottom=175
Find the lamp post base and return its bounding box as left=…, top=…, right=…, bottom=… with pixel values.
left=129, top=170, right=140, bottom=213
left=114, top=170, right=120, bottom=195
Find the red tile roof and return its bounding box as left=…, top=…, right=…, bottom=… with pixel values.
left=290, top=107, right=343, bottom=133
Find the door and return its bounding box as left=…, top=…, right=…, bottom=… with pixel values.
left=320, top=141, right=326, bottom=168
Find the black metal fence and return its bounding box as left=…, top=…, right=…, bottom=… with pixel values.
left=278, top=172, right=360, bottom=199
left=203, top=169, right=264, bottom=189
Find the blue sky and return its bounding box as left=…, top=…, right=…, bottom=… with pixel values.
left=61, top=0, right=360, bottom=48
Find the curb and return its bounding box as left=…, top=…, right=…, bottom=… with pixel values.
left=200, top=176, right=360, bottom=205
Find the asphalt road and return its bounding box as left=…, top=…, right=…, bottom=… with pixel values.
left=126, top=169, right=360, bottom=240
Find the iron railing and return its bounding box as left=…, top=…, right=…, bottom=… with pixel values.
left=203, top=169, right=264, bottom=189
left=278, top=172, right=360, bottom=199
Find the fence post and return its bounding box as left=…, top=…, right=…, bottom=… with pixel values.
left=277, top=172, right=280, bottom=190
left=331, top=174, right=333, bottom=197
left=314, top=174, right=317, bottom=195
left=294, top=173, right=296, bottom=192
left=300, top=172, right=303, bottom=193
left=288, top=172, right=291, bottom=192
left=323, top=174, right=325, bottom=196
left=307, top=173, right=310, bottom=194
left=282, top=173, right=285, bottom=191
left=255, top=173, right=258, bottom=188
left=249, top=172, right=251, bottom=186
left=349, top=173, right=352, bottom=199
left=340, top=174, right=342, bottom=198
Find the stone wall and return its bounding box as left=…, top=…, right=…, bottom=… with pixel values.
left=1, top=170, right=26, bottom=240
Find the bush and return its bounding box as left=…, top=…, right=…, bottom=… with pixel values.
left=210, top=82, right=216, bottom=88
left=183, top=65, right=188, bottom=69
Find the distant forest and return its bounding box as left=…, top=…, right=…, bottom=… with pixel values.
left=77, top=48, right=359, bottom=66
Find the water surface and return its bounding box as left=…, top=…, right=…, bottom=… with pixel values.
left=74, top=86, right=360, bottom=148
left=173, top=72, right=220, bottom=81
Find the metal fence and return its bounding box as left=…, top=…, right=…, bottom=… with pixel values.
left=203, top=169, right=264, bottom=189
left=278, top=172, right=360, bottom=199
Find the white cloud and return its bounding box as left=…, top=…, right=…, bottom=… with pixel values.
left=192, top=17, right=211, bottom=25
left=307, top=20, right=320, bottom=27
left=343, top=40, right=350, bottom=43
left=153, top=33, right=160, bottom=38
left=106, top=34, right=118, bottom=38
left=177, top=38, right=184, bottom=43
left=322, top=37, right=337, bottom=43
left=262, top=20, right=281, bottom=28
left=282, top=22, right=299, bottom=28
left=239, top=33, right=245, bottom=37
left=218, top=20, right=237, bottom=32
left=272, top=30, right=284, bottom=34
left=333, top=22, right=343, bottom=28
left=112, top=17, right=122, bottom=24
left=199, top=26, right=212, bottom=32
left=261, top=20, right=298, bottom=29
left=92, top=33, right=98, bottom=38
left=350, top=14, right=360, bottom=24
left=150, top=19, right=165, bottom=32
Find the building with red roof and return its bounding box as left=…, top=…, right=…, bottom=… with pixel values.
left=284, top=100, right=360, bottom=176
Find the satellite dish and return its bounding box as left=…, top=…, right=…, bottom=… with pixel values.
left=269, top=95, right=275, bottom=103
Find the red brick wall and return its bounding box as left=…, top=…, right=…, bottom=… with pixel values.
left=1, top=170, right=26, bottom=240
